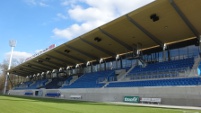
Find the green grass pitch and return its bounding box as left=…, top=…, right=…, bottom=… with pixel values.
left=0, top=95, right=200, bottom=113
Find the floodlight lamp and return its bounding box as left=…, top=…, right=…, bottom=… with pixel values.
left=59, top=67, right=63, bottom=72
left=136, top=50, right=140, bottom=55
left=86, top=61, right=91, bottom=66
left=75, top=64, right=79, bottom=68
left=66, top=66, right=70, bottom=70
left=99, top=58, right=103, bottom=63
left=199, top=35, right=201, bottom=42
left=46, top=71, right=50, bottom=74
left=163, top=43, right=167, bottom=50
left=9, top=40, right=16, bottom=47
left=52, top=69, right=56, bottom=73
left=116, top=55, right=120, bottom=60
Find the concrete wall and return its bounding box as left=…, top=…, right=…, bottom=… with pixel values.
left=9, top=86, right=201, bottom=107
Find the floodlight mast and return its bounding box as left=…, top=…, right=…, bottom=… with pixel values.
left=3, top=40, right=16, bottom=94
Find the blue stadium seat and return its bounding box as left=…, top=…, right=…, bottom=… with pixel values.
left=45, top=77, right=67, bottom=89
left=28, top=79, right=48, bottom=89
left=62, top=70, right=115, bottom=88
left=127, top=58, right=194, bottom=80
left=24, top=92, right=33, bottom=96
left=45, top=92, right=60, bottom=97
left=106, top=77, right=201, bottom=88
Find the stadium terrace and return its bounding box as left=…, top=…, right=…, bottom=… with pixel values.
left=7, top=0, right=201, bottom=107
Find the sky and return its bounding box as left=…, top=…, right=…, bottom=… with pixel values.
left=0, top=0, right=154, bottom=64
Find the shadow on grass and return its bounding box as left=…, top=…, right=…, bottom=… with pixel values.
left=1, top=95, right=151, bottom=109
left=0, top=98, right=39, bottom=102
left=1, top=95, right=199, bottom=112
left=0, top=95, right=108, bottom=106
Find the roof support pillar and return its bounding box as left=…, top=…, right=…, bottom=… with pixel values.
left=28, top=63, right=50, bottom=71
left=163, top=44, right=167, bottom=61
left=132, top=44, right=137, bottom=56
left=136, top=43, right=142, bottom=56
left=169, top=0, right=200, bottom=39
left=54, top=50, right=85, bottom=63
left=91, top=64, right=93, bottom=73
left=98, top=28, right=133, bottom=51
left=199, top=36, right=201, bottom=55
left=120, top=58, right=123, bottom=69
left=65, top=45, right=98, bottom=59
left=126, top=14, right=164, bottom=47
left=45, top=54, right=73, bottom=65
left=79, top=37, right=114, bottom=56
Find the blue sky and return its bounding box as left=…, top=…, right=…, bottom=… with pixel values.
left=0, top=0, right=154, bottom=64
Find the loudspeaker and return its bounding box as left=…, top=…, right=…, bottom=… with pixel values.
left=150, top=14, right=159, bottom=22
left=94, top=37, right=102, bottom=42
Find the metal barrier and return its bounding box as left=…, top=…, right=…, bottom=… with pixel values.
left=128, top=67, right=195, bottom=80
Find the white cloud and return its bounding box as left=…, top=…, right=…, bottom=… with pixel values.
left=60, top=0, right=79, bottom=6
left=5, top=51, right=32, bottom=64
left=24, top=0, right=49, bottom=7
left=53, top=0, right=154, bottom=40
left=57, top=13, right=68, bottom=19
left=68, top=5, right=115, bottom=22
left=34, top=49, right=43, bottom=53
left=39, top=2, right=48, bottom=7
left=24, top=0, right=37, bottom=5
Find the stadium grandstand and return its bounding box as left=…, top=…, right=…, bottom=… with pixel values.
left=7, top=0, right=201, bottom=107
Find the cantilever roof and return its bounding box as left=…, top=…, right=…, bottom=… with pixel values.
left=9, top=0, right=201, bottom=76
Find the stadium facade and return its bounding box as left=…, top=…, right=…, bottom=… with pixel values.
left=8, top=0, right=201, bottom=106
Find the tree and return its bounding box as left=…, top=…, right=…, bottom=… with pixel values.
left=0, top=74, right=6, bottom=94
left=0, top=58, right=24, bottom=93
left=0, top=60, right=8, bottom=93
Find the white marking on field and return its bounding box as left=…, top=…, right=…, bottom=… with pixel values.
left=183, top=111, right=199, bottom=113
